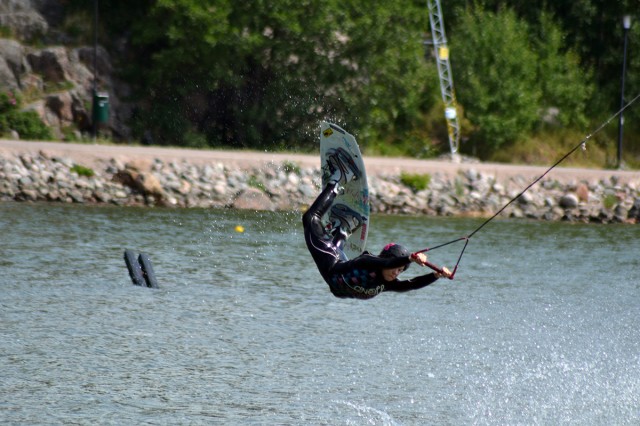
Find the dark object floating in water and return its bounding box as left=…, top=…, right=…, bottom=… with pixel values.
left=124, top=249, right=159, bottom=288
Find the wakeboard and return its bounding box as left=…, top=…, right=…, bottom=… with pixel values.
left=320, top=121, right=370, bottom=259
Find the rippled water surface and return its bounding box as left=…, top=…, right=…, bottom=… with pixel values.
left=1, top=203, right=639, bottom=425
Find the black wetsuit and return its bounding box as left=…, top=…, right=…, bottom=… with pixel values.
left=303, top=182, right=439, bottom=299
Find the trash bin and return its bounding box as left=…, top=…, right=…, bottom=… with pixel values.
left=92, top=91, right=109, bottom=124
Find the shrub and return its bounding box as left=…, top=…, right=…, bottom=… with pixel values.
left=1, top=91, right=53, bottom=140
left=0, top=91, right=18, bottom=114
left=7, top=110, right=53, bottom=140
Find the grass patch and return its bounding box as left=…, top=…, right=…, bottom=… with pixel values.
left=400, top=172, right=431, bottom=192
left=603, top=193, right=618, bottom=209
left=43, top=80, right=75, bottom=94
left=0, top=26, right=13, bottom=38
left=247, top=175, right=266, bottom=192
left=70, top=164, right=95, bottom=177
left=488, top=128, right=610, bottom=168
left=454, top=177, right=465, bottom=198
left=282, top=160, right=301, bottom=175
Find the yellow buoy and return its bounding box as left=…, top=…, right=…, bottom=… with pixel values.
left=234, top=225, right=245, bottom=233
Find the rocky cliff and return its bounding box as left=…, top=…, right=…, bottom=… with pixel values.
left=0, top=0, right=130, bottom=140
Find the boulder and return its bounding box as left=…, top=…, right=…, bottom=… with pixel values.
left=46, top=91, right=74, bottom=122
left=232, top=187, right=274, bottom=211
left=112, top=167, right=167, bottom=206
left=75, top=46, right=112, bottom=78
left=559, top=193, right=579, bottom=209
left=628, top=198, right=640, bottom=222
left=0, top=57, right=19, bottom=90
left=576, top=183, right=589, bottom=202
left=27, top=46, right=71, bottom=83
left=0, top=38, right=28, bottom=90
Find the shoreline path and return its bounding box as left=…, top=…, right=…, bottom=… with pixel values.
left=1, top=139, right=637, bottom=184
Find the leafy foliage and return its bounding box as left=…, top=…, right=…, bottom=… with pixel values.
left=0, top=91, right=52, bottom=140
left=451, top=7, right=541, bottom=153
left=6, top=110, right=53, bottom=140
left=61, top=0, right=638, bottom=161
left=451, top=6, right=596, bottom=157
left=532, top=12, right=593, bottom=129
left=89, top=0, right=433, bottom=152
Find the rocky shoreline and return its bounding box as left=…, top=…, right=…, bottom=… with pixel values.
left=1, top=148, right=639, bottom=224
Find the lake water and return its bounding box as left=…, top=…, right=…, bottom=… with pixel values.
left=1, top=203, right=639, bottom=425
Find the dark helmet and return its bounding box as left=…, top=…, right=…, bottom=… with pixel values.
left=379, top=243, right=411, bottom=270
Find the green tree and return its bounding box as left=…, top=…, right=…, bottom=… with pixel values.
left=532, top=12, right=593, bottom=129
left=441, top=0, right=637, bottom=129
left=63, top=0, right=637, bottom=157
left=327, top=0, right=434, bottom=151
left=125, top=0, right=348, bottom=147
left=98, top=0, right=433, bottom=151
left=451, top=7, right=541, bottom=154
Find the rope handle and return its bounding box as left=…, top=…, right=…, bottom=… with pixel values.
left=411, top=253, right=456, bottom=280
left=412, top=236, right=469, bottom=280
left=425, top=260, right=456, bottom=280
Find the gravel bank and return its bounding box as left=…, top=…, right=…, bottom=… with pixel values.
left=1, top=140, right=639, bottom=224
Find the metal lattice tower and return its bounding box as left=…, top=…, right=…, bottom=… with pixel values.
left=427, top=0, right=460, bottom=155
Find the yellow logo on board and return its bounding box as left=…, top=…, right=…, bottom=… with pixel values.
left=323, top=128, right=333, bottom=137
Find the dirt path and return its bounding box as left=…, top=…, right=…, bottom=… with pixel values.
left=1, top=139, right=637, bottom=183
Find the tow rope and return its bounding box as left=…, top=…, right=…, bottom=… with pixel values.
left=416, top=92, right=640, bottom=280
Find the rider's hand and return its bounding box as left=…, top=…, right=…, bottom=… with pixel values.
left=435, top=266, right=452, bottom=279
left=409, top=252, right=428, bottom=266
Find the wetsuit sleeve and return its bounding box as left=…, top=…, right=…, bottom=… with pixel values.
left=331, top=252, right=411, bottom=274
left=383, top=273, right=439, bottom=293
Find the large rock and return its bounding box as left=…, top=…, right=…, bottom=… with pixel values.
left=0, top=38, right=29, bottom=90
left=75, top=46, right=112, bottom=79
left=27, top=46, right=71, bottom=83
left=0, top=57, right=18, bottom=90
left=0, top=0, right=48, bottom=40
left=628, top=197, right=640, bottom=222
left=559, top=193, right=579, bottom=209
left=0, top=1, right=131, bottom=140
left=232, top=187, right=275, bottom=211
left=576, top=182, right=590, bottom=202
left=45, top=91, right=73, bottom=122
left=112, top=167, right=167, bottom=206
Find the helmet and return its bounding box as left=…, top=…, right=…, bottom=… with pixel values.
left=379, top=243, right=411, bottom=270
left=379, top=243, right=409, bottom=258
